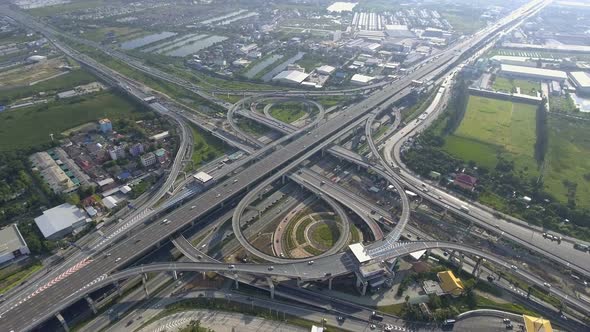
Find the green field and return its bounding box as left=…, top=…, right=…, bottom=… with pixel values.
left=28, top=0, right=106, bottom=16
left=543, top=117, right=590, bottom=207
left=444, top=96, right=539, bottom=175
left=188, top=123, right=227, bottom=168
left=492, top=77, right=540, bottom=96
left=82, top=26, right=146, bottom=43
left=310, top=223, right=339, bottom=248
left=0, top=92, right=144, bottom=151
left=1, top=70, right=95, bottom=103
left=269, top=101, right=307, bottom=123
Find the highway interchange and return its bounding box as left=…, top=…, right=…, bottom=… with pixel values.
left=2, top=0, right=590, bottom=331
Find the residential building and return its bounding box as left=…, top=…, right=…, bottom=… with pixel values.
left=128, top=143, right=144, bottom=157
left=140, top=152, right=157, bottom=167
left=29, top=151, right=78, bottom=194
left=34, top=203, right=89, bottom=240
left=108, top=145, right=126, bottom=161
left=437, top=270, right=464, bottom=297
left=99, top=118, right=112, bottom=133
left=454, top=173, right=477, bottom=191
left=155, top=148, right=168, bottom=163
left=0, top=224, right=30, bottom=265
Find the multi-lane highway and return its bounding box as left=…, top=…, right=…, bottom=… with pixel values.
left=0, top=1, right=563, bottom=330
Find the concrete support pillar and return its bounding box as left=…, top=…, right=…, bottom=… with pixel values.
left=85, top=295, right=97, bottom=314
left=114, top=281, right=122, bottom=297
left=266, top=277, right=275, bottom=299
left=282, top=175, right=286, bottom=184
left=361, top=281, right=368, bottom=296
left=472, top=257, right=483, bottom=275
left=357, top=164, right=361, bottom=171
left=55, top=312, right=70, bottom=332
left=328, top=277, right=333, bottom=290
left=296, top=278, right=303, bottom=288
left=172, top=270, right=178, bottom=280
left=142, top=273, right=150, bottom=297
left=234, top=277, right=239, bottom=290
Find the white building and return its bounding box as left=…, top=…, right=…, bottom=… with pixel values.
left=569, top=72, right=590, bottom=94
left=193, top=171, right=213, bottom=184
left=0, top=224, right=30, bottom=265
left=350, top=74, right=374, bottom=85
left=272, top=70, right=309, bottom=85
left=140, top=152, right=157, bottom=167
left=108, top=145, right=126, bottom=161
left=34, top=203, right=89, bottom=240
left=316, top=65, right=336, bottom=76
left=499, top=64, right=567, bottom=82
left=150, top=131, right=169, bottom=141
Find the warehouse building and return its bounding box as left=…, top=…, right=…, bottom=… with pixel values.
left=350, top=74, right=374, bottom=85
left=34, top=203, right=90, bottom=240
left=568, top=71, right=590, bottom=94
left=30, top=151, right=78, bottom=194
left=272, top=70, right=309, bottom=85
left=0, top=224, right=30, bottom=266
left=499, top=64, right=567, bottom=82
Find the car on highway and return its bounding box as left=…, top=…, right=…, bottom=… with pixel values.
left=228, top=265, right=235, bottom=269
left=510, top=265, right=518, bottom=270
left=115, top=257, right=121, bottom=262
left=543, top=282, right=551, bottom=288
left=308, top=260, right=314, bottom=265
left=268, top=266, right=274, bottom=271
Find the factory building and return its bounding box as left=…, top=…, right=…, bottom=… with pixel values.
left=34, top=203, right=90, bottom=240
left=0, top=224, right=30, bottom=266
left=568, top=71, right=590, bottom=94
left=272, top=70, right=310, bottom=85
left=350, top=74, right=374, bottom=85
left=499, top=64, right=567, bottom=82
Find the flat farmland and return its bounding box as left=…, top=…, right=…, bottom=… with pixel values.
left=0, top=92, right=144, bottom=151
left=543, top=117, right=590, bottom=208
left=444, top=95, right=539, bottom=176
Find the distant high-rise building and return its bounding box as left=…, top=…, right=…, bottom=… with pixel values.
left=99, top=118, right=112, bottom=133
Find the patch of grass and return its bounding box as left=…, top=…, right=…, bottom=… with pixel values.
left=0, top=91, right=144, bottom=151
left=303, top=244, right=323, bottom=256
left=543, top=117, right=590, bottom=208
left=82, top=26, right=147, bottom=43
left=441, top=9, right=486, bottom=34
left=475, top=295, right=538, bottom=316
left=295, top=218, right=314, bottom=245
left=296, top=53, right=324, bottom=72
left=0, top=69, right=96, bottom=103
left=0, top=260, right=43, bottom=294
left=310, top=223, right=339, bottom=247
left=549, top=94, right=578, bottom=113
left=269, top=101, right=307, bottom=123
left=444, top=96, right=539, bottom=176
left=188, top=123, right=227, bottom=169
left=492, top=77, right=540, bottom=96
left=350, top=224, right=361, bottom=243
left=377, top=303, right=405, bottom=316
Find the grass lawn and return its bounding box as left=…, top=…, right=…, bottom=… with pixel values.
left=492, top=77, right=540, bottom=96
left=1, top=69, right=96, bottom=103
left=82, top=26, right=146, bottom=43
left=549, top=94, right=578, bottom=113
left=188, top=123, right=226, bottom=168
left=542, top=117, right=590, bottom=208
left=310, top=223, right=339, bottom=247
left=269, top=101, right=307, bottom=123
left=0, top=91, right=144, bottom=151
left=0, top=261, right=43, bottom=294
left=444, top=96, right=539, bottom=176
left=441, top=9, right=486, bottom=34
